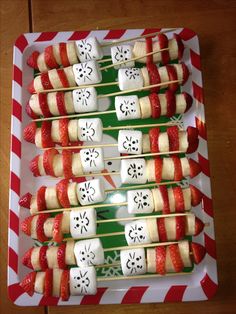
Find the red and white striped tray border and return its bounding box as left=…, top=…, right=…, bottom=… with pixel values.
left=8, top=28, right=217, bottom=306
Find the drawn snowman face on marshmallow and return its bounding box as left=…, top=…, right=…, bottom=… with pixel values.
left=74, top=238, right=105, bottom=267
left=78, top=181, right=96, bottom=203
left=75, top=37, right=103, bottom=62
left=78, top=118, right=103, bottom=142
left=111, top=45, right=134, bottom=69
left=115, top=96, right=141, bottom=121
left=125, top=219, right=151, bottom=245
left=70, top=267, right=97, bottom=295
left=73, top=60, right=102, bottom=86
left=118, top=68, right=144, bottom=91
left=70, top=208, right=96, bottom=239
left=120, top=248, right=146, bottom=276
left=120, top=159, right=147, bottom=184
left=72, top=87, right=97, bottom=113
left=127, top=189, right=154, bottom=214
left=80, top=148, right=105, bottom=173
left=118, top=130, right=143, bottom=155
left=77, top=179, right=106, bottom=206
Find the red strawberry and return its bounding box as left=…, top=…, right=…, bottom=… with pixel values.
left=27, top=51, right=40, bottom=69
left=195, top=217, right=204, bottom=236
left=44, top=269, right=53, bottom=297
left=169, top=244, right=184, bottom=272
left=181, top=62, right=190, bottom=84
left=183, top=92, right=193, bottom=113
left=56, top=92, right=67, bottom=115
left=53, top=213, right=64, bottom=243
left=57, top=69, right=69, bottom=88
left=27, top=79, right=35, bottom=94
left=157, top=218, right=167, bottom=241
left=155, top=246, right=166, bottom=275
left=59, top=43, right=70, bottom=67
left=149, top=93, right=161, bottom=118
left=41, top=72, right=53, bottom=90
left=187, top=126, right=199, bottom=153
left=36, top=186, right=47, bottom=211
left=157, top=33, right=170, bottom=65
left=191, top=242, right=206, bottom=264
left=60, top=269, right=70, bottom=301
left=175, top=216, right=185, bottom=240
left=145, top=37, right=153, bottom=64
left=172, top=156, right=183, bottom=181
left=23, top=122, right=37, bottom=143
left=19, top=192, right=32, bottom=208
left=38, top=93, right=51, bottom=118
left=21, top=216, right=34, bottom=236
left=41, top=121, right=54, bottom=148
left=44, top=45, right=59, bottom=69
left=62, top=150, right=73, bottom=179
left=190, top=184, right=203, bottom=206
left=149, top=127, right=160, bottom=153
left=26, top=101, right=38, bottom=119
left=147, top=63, right=161, bottom=93
left=43, top=148, right=58, bottom=176
left=57, top=243, right=67, bottom=269
left=56, top=179, right=70, bottom=208
left=167, top=126, right=179, bottom=151
left=173, top=186, right=185, bottom=212
left=154, top=157, right=163, bottom=183
left=173, top=33, right=184, bottom=60
left=159, top=186, right=170, bottom=214
left=39, top=246, right=48, bottom=270
left=36, top=213, right=50, bottom=242
left=20, top=271, right=36, bottom=296
left=59, top=118, right=69, bottom=146
left=165, top=90, right=176, bottom=117
left=30, top=155, right=40, bottom=177
left=166, top=65, right=178, bottom=92
left=189, top=158, right=201, bottom=178
left=22, top=248, right=34, bottom=269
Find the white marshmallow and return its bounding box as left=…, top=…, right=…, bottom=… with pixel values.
left=120, top=158, right=147, bottom=184
left=115, top=95, right=141, bottom=121
left=118, top=130, right=143, bottom=155
left=78, top=118, right=103, bottom=142
left=75, top=37, right=103, bottom=62
left=77, top=179, right=106, bottom=206
left=72, top=61, right=102, bottom=86
left=125, top=219, right=151, bottom=245
left=72, top=87, right=98, bottom=113
left=127, top=189, right=154, bottom=214
left=118, top=68, right=144, bottom=90
left=80, top=148, right=105, bottom=173
left=70, top=208, right=97, bottom=239
left=70, top=266, right=97, bottom=295
left=120, top=248, right=146, bottom=276
left=74, top=238, right=104, bottom=267
left=111, top=45, right=134, bottom=69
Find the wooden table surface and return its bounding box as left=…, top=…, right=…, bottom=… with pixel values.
left=1, top=0, right=236, bottom=313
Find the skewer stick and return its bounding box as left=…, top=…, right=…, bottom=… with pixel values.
left=102, top=121, right=175, bottom=131
left=98, top=57, right=112, bottom=63
left=103, top=150, right=184, bottom=161
left=105, top=181, right=179, bottom=193
left=103, top=241, right=179, bottom=252
left=100, top=28, right=178, bottom=47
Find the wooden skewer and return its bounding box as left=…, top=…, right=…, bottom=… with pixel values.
left=100, top=28, right=178, bottom=47
left=103, top=121, right=175, bottom=131
left=103, top=150, right=184, bottom=161
left=105, top=181, right=179, bottom=193
left=98, top=57, right=112, bottom=63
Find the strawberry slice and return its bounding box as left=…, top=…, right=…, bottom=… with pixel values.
left=187, top=126, right=199, bottom=153
left=154, top=157, right=163, bottom=183
left=173, top=33, right=184, bottom=60
left=173, top=186, right=185, bottom=212
left=56, top=92, right=67, bottom=115
left=190, top=184, right=203, bottom=206
left=57, top=243, right=67, bottom=269
left=191, top=242, right=206, bottom=264
left=28, top=80, right=35, bottom=94
left=19, top=192, right=32, bottom=208
left=169, top=244, right=184, bottom=272
left=159, top=186, right=170, bottom=214
left=172, top=156, right=183, bottom=181
left=36, top=186, right=47, bottom=211
left=21, top=216, right=34, bottom=236
left=157, top=33, right=170, bottom=65
left=149, top=127, right=160, bottom=153
left=167, top=126, right=179, bottom=151
left=41, top=121, right=54, bottom=148
left=59, top=43, right=70, bottom=67
left=62, top=150, right=73, bottom=178
left=36, top=213, right=50, bottom=242
left=157, top=218, right=167, bottom=241
left=145, top=37, right=153, bottom=64
left=155, top=246, right=166, bottom=275
left=147, top=63, right=161, bottom=93
left=20, top=271, right=36, bottom=296
left=41, top=72, right=53, bottom=90
left=59, top=118, right=69, bottom=146
left=26, top=101, right=38, bottom=119
left=195, top=217, right=204, bottom=236
left=166, top=65, right=178, bottom=92
left=149, top=93, right=161, bottom=118
left=57, top=69, right=69, bottom=88
left=165, top=90, right=176, bottom=117
left=189, top=158, right=201, bottom=178
left=27, top=51, right=40, bottom=69
left=56, top=179, right=70, bottom=208
left=22, top=248, right=34, bottom=269
left=44, top=45, right=59, bottom=69
left=175, top=216, right=185, bottom=240
left=30, top=155, right=40, bottom=177
left=181, top=62, right=190, bottom=84
left=44, top=269, right=53, bottom=297
left=38, top=93, right=51, bottom=118
left=43, top=148, right=58, bottom=176
left=23, top=122, right=37, bottom=143
left=53, top=213, right=64, bottom=243
left=183, top=92, right=193, bottom=113
left=60, top=269, right=70, bottom=301
left=39, top=246, right=48, bottom=270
